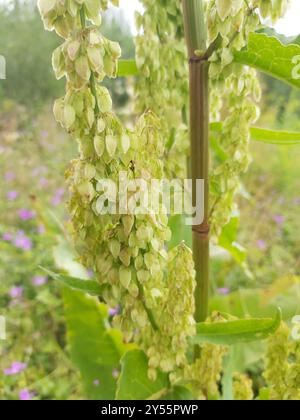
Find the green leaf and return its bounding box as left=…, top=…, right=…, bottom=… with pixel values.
left=63, top=288, right=129, bottom=400
left=210, top=135, right=228, bottom=162
left=218, top=216, right=246, bottom=264
left=116, top=349, right=169, bottom=400
left=117, top=60, right=138, bottom=77
left=161, top=386, right=194, bottom=400
left=193, top=309, right=282, bottom=346
left=52, top=239, right=88, bottom=278
left=211, top=122, right=300, bottom=145
left=257, top=27, right=300, bottom=47
left=168, top=214, right=192, bottom=249
left=40, top=267, right=105, bottom=296
left=234, top=32, right=300, bottom=89
left=249, top=127, right=300, bottom=145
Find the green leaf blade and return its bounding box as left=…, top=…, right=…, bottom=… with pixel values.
left=63, top=289, right=129, bottom=400
left=234, top=32, right=300, bottom=89
left=218, top=216, right=246, bottom=264
left=193, top=309, right=282, bottom=346
left=250, top=126, right=300, bottom=145
left=211, top=122, right=300, bottom=145
left=40, top=267, right=105, bottom=296
left=116, top=349, right=169, bottom=400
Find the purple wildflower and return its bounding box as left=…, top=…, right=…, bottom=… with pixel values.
left=41, top=130, right=49, bottom=138
left=217, top=288, right=230, bottom=296
left=18, top=209, right=36, bottom=221
left=2, top=232, right=13, bottom=241
left=112, top=369, right=119, bottom=379
left=109, top=306, right=120, bottom=317
left=19, top=389, right=32, bottom=401
left=31, top=166, right=48, bottom=177
left=9, top=286, right=23, bottom=299
left=4, top=171, right=15, bottom=182
left=51, top=188, right=65, bottom=206
left=257, top=239, right=267, bottom=251
left=4, top=361, right=27, bottom=376
left=273, top=214, right=285, bottom=225
left=51, top=195, right=62, bottom=206
left=7, top=191, right=19, bottom=201
left=32, top=276, right=47, bottom=286
left=39, top=177, right=49, bottom=188
left=14, top=232, right=32, bottom=251
left=93, top=379, right=100, bottom=386
left=86, top=269, right=94, bottom=279
left=37, top=224, right=45, bottom=235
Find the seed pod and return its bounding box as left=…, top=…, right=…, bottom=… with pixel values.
left=119, top=267, right=131, bottom=289
left=67, top=40, right=80, bottom=61
left=75, top=56, right=91, bottom=81
left=216, top=0, right=233, bottom=21
left=64, top=104, right=76, bottom=129
left=109, top=239, right=121, bottom=259
left=105, top=135, right=117, bottom=157
left=94, top=136, right=105, bottom=157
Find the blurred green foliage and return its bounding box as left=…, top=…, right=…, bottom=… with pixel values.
left=0, top=100, right=81, bottom=399
left=0, top=1, right=63, bottom=107
left=0, top=1, right=134, bottom=109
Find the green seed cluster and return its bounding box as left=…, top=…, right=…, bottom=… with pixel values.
left=284, top=361, right=300, bottom=400
left=145, top=243, right=196, bottom=380
left=264, top=322, right=297, bottom=400
left=181, top=342, right=228, bottom=399
left=233, top=373, right=254, bottom=401
left=206, top=0, right=288, bottom=237
left=39, top=0, right=196, bottom=378
left=39, top=0, right=119, bottom=39
left=135, top=0, right=189, bottom=180
left=52, top=27, right=121, bottom=89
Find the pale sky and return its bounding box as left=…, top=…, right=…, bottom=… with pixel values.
left=119, top=0, right=300, bottom=37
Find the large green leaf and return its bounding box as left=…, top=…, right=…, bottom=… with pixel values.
left=40, top=267, right=105, bottom=296
left=234, top=32, right=300, bottom=89
left=257, top=28, right=300, bottom=46
left=116, top=349, right=169, bottom=400
left=193, top=309, right=281, bottom=346
left=211, top=122, right=300, bottom=145
left=118, top=60, right=138, bottom=77
left=64, top=289, right=130, bottom=400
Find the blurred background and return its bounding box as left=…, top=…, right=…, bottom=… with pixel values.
left=0, top=0, right=300, bottom=400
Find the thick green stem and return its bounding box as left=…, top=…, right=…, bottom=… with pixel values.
left=182, top=0, right=206, bottom=56
left=182, top=0, right=210, bottom=323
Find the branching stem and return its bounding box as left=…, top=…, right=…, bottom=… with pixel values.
left=182, top=0, right=210, bottom=323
